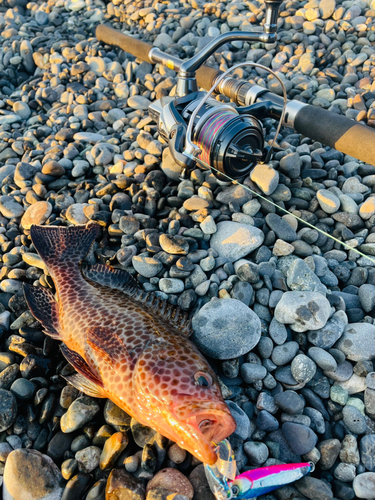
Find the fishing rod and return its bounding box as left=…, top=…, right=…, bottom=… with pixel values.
left=96, top=0, right=375, bottom=183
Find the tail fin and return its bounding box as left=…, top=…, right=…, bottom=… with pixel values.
left=30, top=223, right=101, bottom=271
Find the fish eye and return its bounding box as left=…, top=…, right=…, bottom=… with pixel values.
left=194, top=371, right=212, bottom=387
left=231, top=484, right=240, bottom=497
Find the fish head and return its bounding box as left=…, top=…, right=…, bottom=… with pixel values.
left=133, top=337, right=236, bottom=465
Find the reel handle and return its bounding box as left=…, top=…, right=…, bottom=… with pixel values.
left=95, top=24, right=221, bottom=92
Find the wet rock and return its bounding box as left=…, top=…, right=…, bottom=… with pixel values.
left=189, top=464, right=215, bottom=500
left=61, top=473, right=92, bottom=500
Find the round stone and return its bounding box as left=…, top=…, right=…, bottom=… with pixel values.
left=87, top=56, right=106, bottom=75
left=127, top=95, right=152, bottom=110
left=75, top=446, right=101, bottom=473
left=21, top=201, right=52, bottom=230
left=318, top=439, right=341, bottom=470
left=159, top=234, right=189, bottom=255
left=192, top=298, right=261, bottom=359
left=342, top=405, right=367, bottom=434
left=317, top=189, right=340, bottom=214
left=66, top=204, right=89, bottom=225
left=10, top=378, right=35, bottom=401
left=146, top=468, right=194, bottom=499
left=167, top=444, right=186, bottom=464
left=132, top=255, right=162, bottom=278
left=274, top=291, right=331, bottom=333
left=161, top=147, right=182, bottom=181
left=13, top=101, right=31, bottom=120
left=256, top=410, right=279, bottom=432
left=359, top=196, right=375, bottom=220
left=358, top=284, right=375, bottom=313
left=336, top=323, right=375, bottom=362
left=159, top=278, right=184, bottom=294
left=334, top=462, right=356, bottom=482
left=282, top=422, right=318, bottom=455
left=275, top=390, right=305, bottom=414
left=244, top=441, right=269, bottom=465
left=183, top=197, right=210, bottom=211
left=250, top=163, right=279, bottom=195
left=353, top=473, right=375, bottom=499
left=3, top=449, right=63, bottom=500
left=61, top=396, right=100, bottom=433
left=291, top=354, right=317, bottom=383
left=0, top=389, right=17, bottom=432
left=131, top=419, right=156, bottom=448
left=210, top=221, right=264, bottom=263
left=0, top=195, right=24, bottom=218
left=272, top=341, right=299, bottom=366
left=42, top=161, right=65, bottom=177
left=241, top=363, right=267, bottom=383
left=106, top=469, right=145, bottom=500
left=308, top=347, right=337, bottom=371
left=359, top=435, right=375, bottom=472
left=295, top=476, right=333, bottom=500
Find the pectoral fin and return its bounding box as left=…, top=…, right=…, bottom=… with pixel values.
left=63, top=373, right=107, bottom=398
left=86, top=327, right=133, bottom=370
left=60, top=344, right=103, bottom=387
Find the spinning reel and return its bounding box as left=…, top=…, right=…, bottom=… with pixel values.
left=149, top=0, right=284, bottom=181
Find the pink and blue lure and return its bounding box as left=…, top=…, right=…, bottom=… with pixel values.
left=205, top=440, right=314, bottom=500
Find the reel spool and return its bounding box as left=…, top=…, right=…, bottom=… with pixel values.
left=182, top=98, right=264, bottom=180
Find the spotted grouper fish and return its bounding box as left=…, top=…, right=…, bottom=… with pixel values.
left=24, top=222, right=236, bottom=464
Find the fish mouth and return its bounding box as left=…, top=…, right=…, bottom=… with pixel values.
left=183, top=404, right=236, bottom=465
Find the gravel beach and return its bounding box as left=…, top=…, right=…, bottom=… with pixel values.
left=0, top=0, right=375, bottom=499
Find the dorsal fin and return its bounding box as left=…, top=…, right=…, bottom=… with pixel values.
left=81, top=263, right=192, bottom=336
left=81, top=262, right=139, bottom=292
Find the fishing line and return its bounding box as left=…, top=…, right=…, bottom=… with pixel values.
left=196, top=156, right=375, bottom=265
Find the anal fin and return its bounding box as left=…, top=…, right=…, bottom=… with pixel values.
left=61, top=344, right=103, bottom=387
left=23, top=283, right=60, bottom=339
left=63, top=373, right=107, bottom=398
